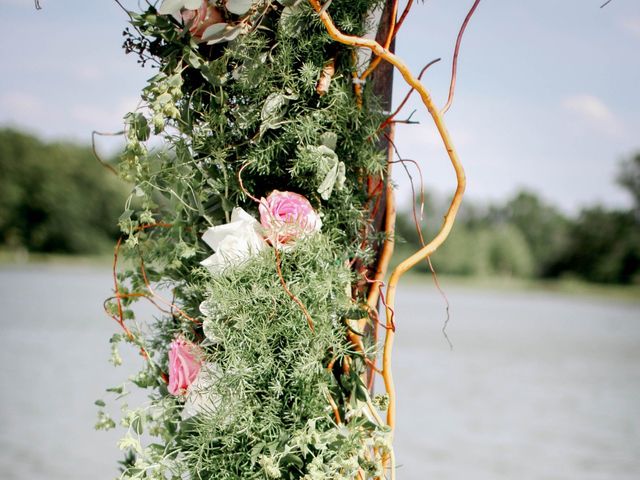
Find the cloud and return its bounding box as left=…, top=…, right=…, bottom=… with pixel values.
left=561, top=94, right=621, bottom=136
left=620, top=17, right=640, bottom=38
left=0, top=92, right=46, bottom=123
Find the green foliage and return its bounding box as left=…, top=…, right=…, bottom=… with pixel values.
left=492, top=191, right=568, bottom=275
left=547, top=207, right=640, bottom=284
left=0, top=128, right=129, bottom=253
left=174, top=237, right=383, bottom=479
left=399, top=222, right=534, bottom=278
left=396, top=186, right=639, bottom=284
left=103, top=1, right=389, bottom=479
left=617, top=153, right=640, bottom=214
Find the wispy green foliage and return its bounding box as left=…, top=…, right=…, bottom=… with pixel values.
left=176, top=237, right=382, bottom=479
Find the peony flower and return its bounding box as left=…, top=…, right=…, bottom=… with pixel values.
left=201, top=207, right=267, bottom=274
left=259, top=190, right=322, bottom=246
left=181, top=1, right=224, bottom=40
left=168, top=337, right=203, bottom=396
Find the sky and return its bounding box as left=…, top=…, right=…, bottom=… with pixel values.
left=0, top=0, right=639, bottom=213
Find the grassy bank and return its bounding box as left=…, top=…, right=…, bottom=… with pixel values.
left=390, top=243, right=640, bottom=303
left=398, top=270, right=640, bottom=303
left=0, top=249, right=112, bottom=268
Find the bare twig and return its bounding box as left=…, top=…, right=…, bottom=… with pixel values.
left=380, top=58, right=441, bottom=131
left=441, top=0, right=482, bottom=115
left=92, top=130, right=124, bottom=175
left=393, top=0, right=414, bottom=38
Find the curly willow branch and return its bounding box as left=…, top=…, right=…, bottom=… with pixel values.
left=307, top=0, right=467, bottom=440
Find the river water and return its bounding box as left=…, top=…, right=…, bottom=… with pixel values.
left=0, top=266, right=638, bottom=479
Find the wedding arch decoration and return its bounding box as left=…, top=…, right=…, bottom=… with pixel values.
left=96, top=1, right=477, bottom=478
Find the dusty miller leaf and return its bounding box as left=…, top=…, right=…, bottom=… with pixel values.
left=318, top=159, right=346, bottom=200
left=320, top=131, right=338, bottom=151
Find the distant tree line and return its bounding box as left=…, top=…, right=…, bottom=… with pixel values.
left=396, top=155, right=640, bottom=284
left=0, top=128, right=129, bottom=254
left=1, top=128, right=638, bottom=283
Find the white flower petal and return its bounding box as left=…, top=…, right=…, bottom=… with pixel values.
left=230, top=206, right=258, bottom=225
left=200, top=208, right=266, bottom=274
left=202, top=222, right=241, bottom=251
left=181, top=362, right=220, bottom=420
left=200, top=252, right=226, bottom=272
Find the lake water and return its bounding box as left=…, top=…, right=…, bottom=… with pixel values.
left=0, top=266, right=638, bottom=479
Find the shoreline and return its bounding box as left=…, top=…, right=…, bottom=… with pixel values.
left=399, top=271, right=640, bottom=304
left=1, top=250, right=638, bottom=303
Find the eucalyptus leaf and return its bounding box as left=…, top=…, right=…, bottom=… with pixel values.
left=204, top=24, right=245, bottom=45
left=132, top=415, right=144, bottom=435
left=125, top=112, right=150, bottom=142
left=158, top=0, right=186, bottom=15
left=226, top=0, right=253, bottom=15
left=187, top=51, right=202, bottom=69
left=201, top=23, right=228, bottom=41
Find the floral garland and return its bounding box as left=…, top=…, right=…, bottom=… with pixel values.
left=98, top=0, right=471, bottom=479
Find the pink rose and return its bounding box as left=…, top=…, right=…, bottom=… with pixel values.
left=259, top=190, right=322, bottom=246
left=181, top=1, right=224, bottom=39
left=168, top=337, right=203, bottom=396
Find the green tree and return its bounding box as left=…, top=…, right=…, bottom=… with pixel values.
left=0, top=128, right=129, bottom=253
left=548, top=207, right=639, bottom=284
left=492, top=191, right=569, bottom=276
left=617, top=153, right=640, bottom=214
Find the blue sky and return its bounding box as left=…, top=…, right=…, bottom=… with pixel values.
left=1, top=0, right=638, bottom=212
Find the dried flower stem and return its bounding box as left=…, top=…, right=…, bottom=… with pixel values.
left=274, top=248, right=316, bottom=332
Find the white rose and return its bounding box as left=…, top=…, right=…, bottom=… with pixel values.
left=181, top=362, right=220, bottom=420
left=200, top=207, right=266, bottom=274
